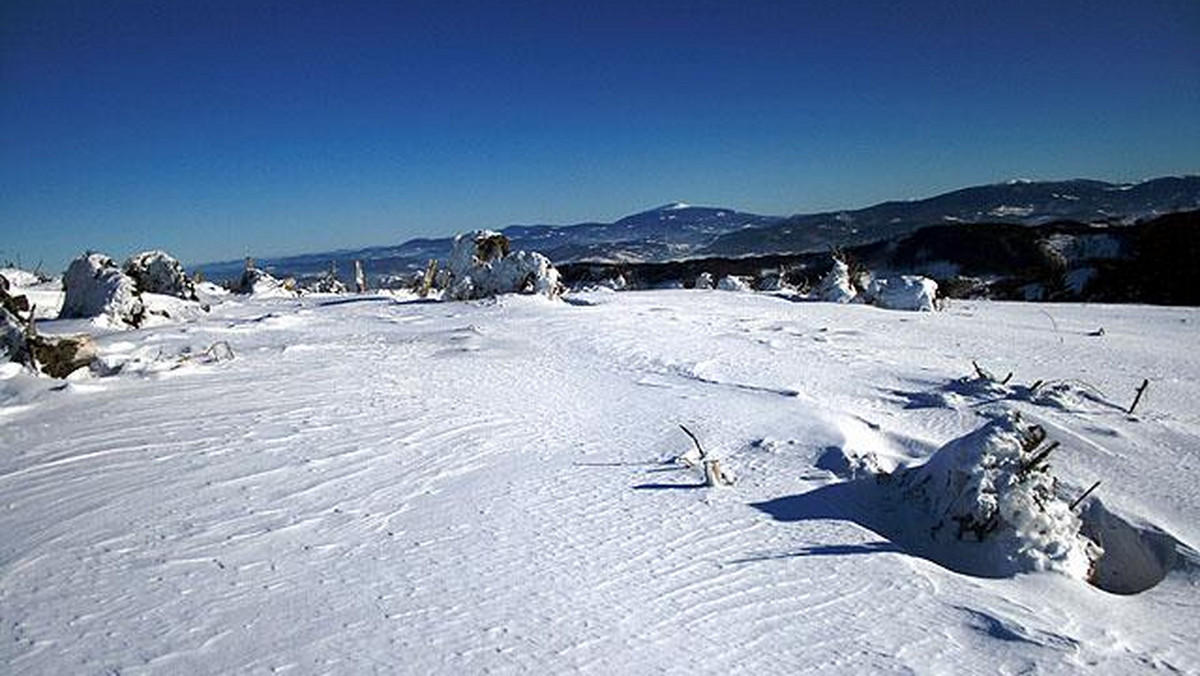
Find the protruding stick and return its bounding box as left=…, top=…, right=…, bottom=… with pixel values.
left=1069, top=480, right=1102, bottom=511
left=1128, top=379, right=1149, bottom=415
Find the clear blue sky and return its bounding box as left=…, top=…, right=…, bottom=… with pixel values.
left=2, top=0, right=1198, bottom=271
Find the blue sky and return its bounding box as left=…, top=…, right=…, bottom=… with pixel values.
left=2, top=0, right=1198, bottom=271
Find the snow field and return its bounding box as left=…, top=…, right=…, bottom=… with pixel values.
left=1, top=289, right=1198, bottom=673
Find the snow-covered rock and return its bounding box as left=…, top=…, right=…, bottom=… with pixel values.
left=123, top=250, right=197, bottom=300
left=869, top=275, right=938, bottom=312
left=1, top=307, right=31, bottom=367
left=816, top=258, right=857, bottom=303
left=717, top=275, right=751, bottom=292
left=445, top=231, right=562, bottom=301
left=60, top=253, right=146, bottom=328
left=899, top=412, right=1101, bottom=579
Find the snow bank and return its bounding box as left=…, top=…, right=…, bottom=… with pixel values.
left=869, top=275, right=938, bottom=312
left=123, top=250, right=197, bottom=300
left=898, top=412, right=1100, bottom=579
left=59, top=253, right=146, bottom=328
left=445, top=231, right=562, bottom=301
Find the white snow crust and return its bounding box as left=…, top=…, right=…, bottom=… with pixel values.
left=1, top=288, right=1198, bottom=674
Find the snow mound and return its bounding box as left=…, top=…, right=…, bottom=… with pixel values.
left=869, top=275, right=938, bottom=312
left=898, top=412, right=1100, bottom=579
left=123, top=250, right=197, bottom=300
left=816, top=258, right=857, bottom=303
left=59, top=253, right=146, bottom=328
left=445, top=231, right=562, bottom=301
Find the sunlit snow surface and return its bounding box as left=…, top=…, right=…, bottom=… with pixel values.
left=2, top=289, right=1198, bottom=674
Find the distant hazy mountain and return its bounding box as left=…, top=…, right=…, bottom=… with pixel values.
left=701, top=176, right=1200, bottom=257
left=195, top=176, right=1199, bottom=283
left=196, top=203, right=780, bottom=282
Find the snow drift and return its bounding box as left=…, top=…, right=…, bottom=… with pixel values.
left=445, top=230, right=562, bottom=301
left=59, top=253, right=146, bottom=328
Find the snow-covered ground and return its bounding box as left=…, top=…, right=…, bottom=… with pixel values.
left=2, top=287, right=1198, bottom=674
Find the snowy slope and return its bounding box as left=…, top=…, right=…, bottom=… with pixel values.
left=2, top=288, right=1198, bottom=673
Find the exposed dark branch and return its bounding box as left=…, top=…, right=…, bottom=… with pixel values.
left=1069, top=481, right=1102, bottom=511
left=1020, top=441, right=1060, bottom=476
left=679, top=424, right=706, bottom=460
left=1128, top=379, right=1149, bottom=415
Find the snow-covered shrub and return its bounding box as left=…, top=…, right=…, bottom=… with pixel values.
left=717, top=275, right=751, bottom=292
left=123, top=250, right=197, bottom=300
left=756, top=272, right=795, bottom=293
left=60, top=253, right=146, bottom=328
left=231, top=266, right=296, bottom=297
left=308, top=266, right=348, bottom=294
left=445, top=231, right=562, bottom=301
left=816, top=258, right=857, bottom=303
left=694, top=272, right=715, bottom=290
left=898, top=412, right=1100, bottom=579
left=601, top=274, right=628, bottom=291
left=0, top=268, right=46, bottom=288
left=868, top=275, right=938, bottom=312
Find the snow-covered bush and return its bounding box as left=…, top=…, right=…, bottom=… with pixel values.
left=816, top=258, right=857, bottom=303
left=308, top=266, right=348, bottom=294
left=756, top=272, right=795, bottom=293
left=898, top=412, right=1100, bottom=579
left=60, top=253, right=146, bottom=328
left=601, top=274, right=628, bottom=291
left=445, top=231, right=562, bottom=301
left=694, top=272, right=715, bottom=290
left=231, top=266, right=296, bottom=297
left=123, top=250, right=197, bottom=300
left=868, top=275, right=938, bottom=312
left=0, top=268, right=46, bottom=287
left=717, top=275, right=751, bottom=292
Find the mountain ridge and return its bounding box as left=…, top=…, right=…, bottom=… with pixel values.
left=195, top=175, right=1200, bottom=282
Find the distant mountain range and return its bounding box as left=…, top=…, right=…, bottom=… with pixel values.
left=195, top=176, right=1200, bottom=283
